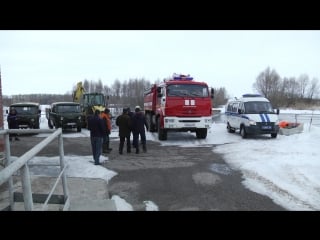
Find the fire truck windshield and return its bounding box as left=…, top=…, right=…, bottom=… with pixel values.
left=167, top=84, right=209, bottom=97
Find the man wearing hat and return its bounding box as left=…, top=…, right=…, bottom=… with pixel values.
left=131, top=106, right=149, bottom=154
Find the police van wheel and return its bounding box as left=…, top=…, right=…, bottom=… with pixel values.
left=240, top=126, right=247, bottom=139
left=227, top=123, right=235, bottom=133
left=271, top=133, right=277, bottom=138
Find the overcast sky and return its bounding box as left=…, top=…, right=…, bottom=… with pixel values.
left=1, top=30, right=320, bottom=98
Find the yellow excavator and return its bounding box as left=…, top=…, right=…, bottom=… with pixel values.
left=73, top=82, right=107, bottom=128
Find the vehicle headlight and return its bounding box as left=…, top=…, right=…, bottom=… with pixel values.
left=249, top=120, right=256, bottom=125
left=31, top=119, right=35, bottom=122
left=60, top=117, right=64, bottom=121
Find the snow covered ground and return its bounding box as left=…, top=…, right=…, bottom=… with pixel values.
left=3, top=106, right=320, bottom=211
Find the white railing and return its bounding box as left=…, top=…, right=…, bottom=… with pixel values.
left=279, top=113, right=320, bottom=127
left=0, top=128, right=69, bottom=211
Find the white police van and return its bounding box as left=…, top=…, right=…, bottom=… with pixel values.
left=225, top=94, right=280, bottom=138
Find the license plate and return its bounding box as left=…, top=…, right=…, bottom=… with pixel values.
left=184, top=123, right=195, bottom=127
left=261, top=125, right=271, bottom=130
left=67, top=123, right=76, bottom=126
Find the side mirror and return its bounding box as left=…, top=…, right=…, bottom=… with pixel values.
left=276, top=109, right=280, bottom=115
left=211, top=88, right=214, bottom=99
left=157, top=87, right=161, bottom=94
left=238, top=109, right=242, bottom=114
left=6, top=110, right=8, bottom=114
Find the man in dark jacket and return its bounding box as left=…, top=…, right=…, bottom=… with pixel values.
left=88, top=110, right=106, bottom=165
left=116, top=108, right=131, bottom=154
left=7, top=108, right=19, bottom=141
left=132, top=106, right=148, bottom=154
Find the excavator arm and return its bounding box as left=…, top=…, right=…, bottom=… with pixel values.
left=73, top=82, right=86, bottom=103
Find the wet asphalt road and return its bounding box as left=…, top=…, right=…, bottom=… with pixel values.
left=9, top=133, right=285, bottom=211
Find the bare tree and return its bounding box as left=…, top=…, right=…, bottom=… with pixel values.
left=297, top=74, right=309, bottom=98
left=96, top=79, right=103, bottom=93
left=307, top=77, right=320, bottom=100
left=281, top=77, right=300, bottom=106
left=253, top=67, right=281, bottom=102
left=213, top=87, right=228, bottom=107
left=111, top=79, right=121, bottom=98
left=83, top=79, right=89, bottom=92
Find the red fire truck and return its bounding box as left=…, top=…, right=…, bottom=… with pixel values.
left=144, top=74, right=214, bottom=140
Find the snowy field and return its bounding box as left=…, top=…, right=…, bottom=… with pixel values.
left=2, top=106, right=320, bottom=211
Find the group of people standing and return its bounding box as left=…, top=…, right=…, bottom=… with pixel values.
left=116, top=106, right=148, bottom=154
left=88, top=105, right=149, bottom=165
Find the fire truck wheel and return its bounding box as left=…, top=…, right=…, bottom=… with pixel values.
left=196, top=128, right=207, bottom=139
left=157, top=119, right=167, bottom=140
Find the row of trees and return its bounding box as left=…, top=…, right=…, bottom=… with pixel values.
left=3, top=68, right=319, bottom=109
left=253, top=67, right=320, bottom=108
left=3, top=78, right=228, bottom=108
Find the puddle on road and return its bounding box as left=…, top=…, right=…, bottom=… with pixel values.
left=209, top=163, right=232, bottom=175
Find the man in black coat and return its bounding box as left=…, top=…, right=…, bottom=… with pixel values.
left=116, top=108, right=131, bottom=154
left=131, top=106, right=148, bottom=154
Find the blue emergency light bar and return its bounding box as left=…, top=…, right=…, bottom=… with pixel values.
left=242, top=94, right=263, bottom=97
left=172, top=74, right=193, bottom=80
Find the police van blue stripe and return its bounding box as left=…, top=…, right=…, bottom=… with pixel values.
left=264, top=114, right=270, bottom=122
left=259, top=114, right=266, bottom=122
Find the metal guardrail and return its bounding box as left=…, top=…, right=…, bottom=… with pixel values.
left=279, top=113, right=320, bottom=126
left=0, top=128, right=69, bottom=211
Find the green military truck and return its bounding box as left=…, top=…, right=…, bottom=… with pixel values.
left=46, top=102, right=82, bottom=132
left=7, top=102, right=41, bottom=129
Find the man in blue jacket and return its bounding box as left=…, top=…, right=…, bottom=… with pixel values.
left=88, top=110, right=106, bottom=165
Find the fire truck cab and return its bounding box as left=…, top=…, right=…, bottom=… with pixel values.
left=144, top=74, right=214, bottom=140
